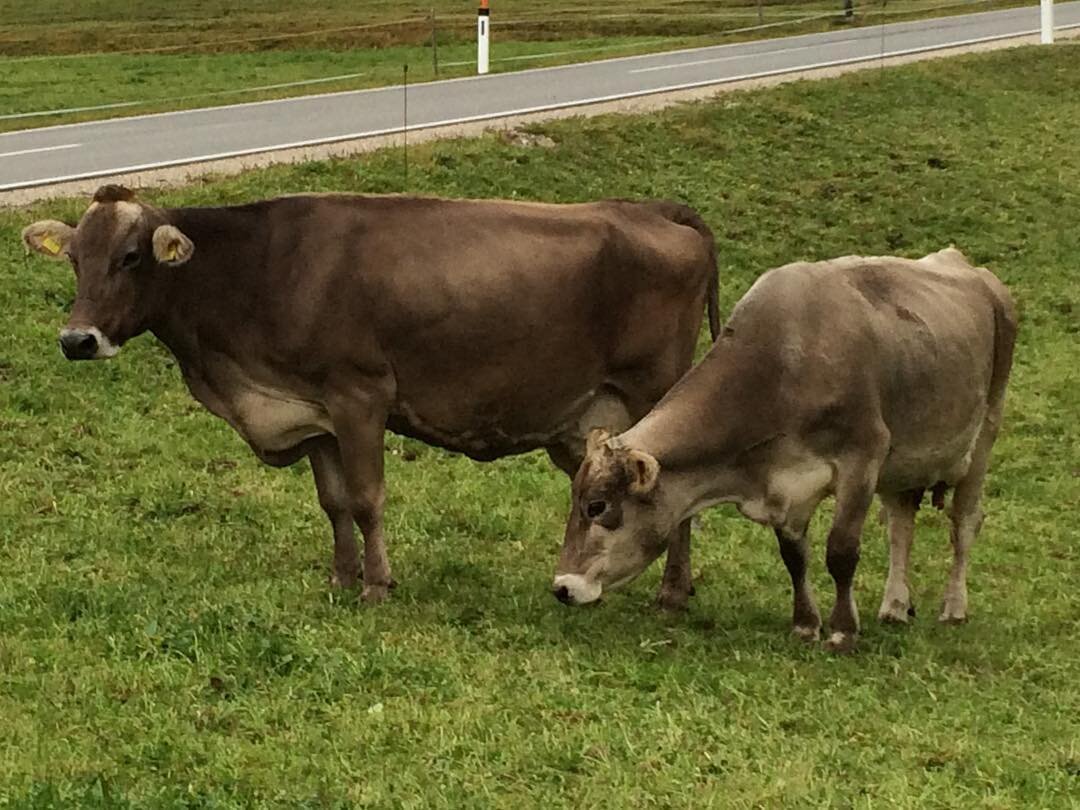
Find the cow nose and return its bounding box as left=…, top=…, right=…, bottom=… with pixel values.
left=553, top=584, right=572, bottom=604
left=59, top=330, right=98, bottom=360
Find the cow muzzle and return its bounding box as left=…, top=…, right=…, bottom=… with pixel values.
left=59, top=327, right=118, bottom=361
left=552, top=574, right=602, bottom=606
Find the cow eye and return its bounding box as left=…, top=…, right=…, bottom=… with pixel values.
left=121, top=249, right=140, bottom=269
left=586, top=500, right=607, bottom=519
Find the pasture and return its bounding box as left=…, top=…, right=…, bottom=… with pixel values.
left=1, top=43, right=1079, bottom=806
left=0, top=0, right=1027, bottom=130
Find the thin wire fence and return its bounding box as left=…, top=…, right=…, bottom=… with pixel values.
left=0, top=0, right=1020, bottom=124
left=0, top=0, right=1003, bottom=61
left=0, top=72, right=373, bottom=122
left=0, top=17, right=435, bottom=63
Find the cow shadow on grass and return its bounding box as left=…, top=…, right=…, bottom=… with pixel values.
left=319, top=547, right=842, bottom=665
left=294, top=451, right=927, bottom=664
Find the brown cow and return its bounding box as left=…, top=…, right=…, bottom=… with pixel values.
left=552, top=248, right=1016, bottom=652
left=23, top=185, right=719, bottom=606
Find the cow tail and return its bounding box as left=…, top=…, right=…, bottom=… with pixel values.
left=658, top=203, right=721, bottom=342
left=988, top=285, right=1019, bottom=419
left=706, top=264, right=720, bottom=342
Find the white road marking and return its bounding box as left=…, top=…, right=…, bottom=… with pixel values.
left=0, top=4, right=1056, bottom=142
left=0, top=143, right=81, bottom=159
left=1, top=17, right=1077, bottom=192
left=0, top=72, right=370, bottom=122
left=629, top=41, right=832, bottom=74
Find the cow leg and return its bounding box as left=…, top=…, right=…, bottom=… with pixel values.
left=940, top=421, right=998, bottom=623
left=327, top=389, right=394, bottom=604
left=877, top=490, right=920, bottom=624
left=824, top=459, right=881, bottom=653
left=309, top=437, right=362, bottom=590
left=940, top=505, right=980, bottom=624
left=550, top=387, right=695, bottom=612
left=582, top=391, right=695, bottom=611
left=775, top=526, right=821, bottom=641
left=545, top=445, right=581, bottom=478
left=549, top=441, right=693, bottom=611
left=656, top=520, right=694, bottom=612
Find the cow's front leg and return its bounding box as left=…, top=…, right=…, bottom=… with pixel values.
left=309, top=436, right=361, bottom=590
left=775, top=527, right=821, bottom=642
left=656, top=520, right=694, bottom=611
left=824, top=456, right=882, bottom=653
left=327, top=387, right=394, bottom=604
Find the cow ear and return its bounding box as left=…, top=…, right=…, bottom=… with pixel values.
left=22, top=220, right=74, bottom=260
left=152, top=224, right=194, bottom=267
left=625, top=450, right=660, bottom=496
left=585, top=427, right=612, bottom=456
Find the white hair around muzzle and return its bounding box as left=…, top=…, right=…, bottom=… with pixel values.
left=553, top=574, right=602, bottom=605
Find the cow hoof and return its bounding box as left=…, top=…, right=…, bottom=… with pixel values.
left=654, top=587, right=691, bottom=612
left=877, top=601, right=912, bottom=624
left=938, top=594, right=967, bottom=624
left=361, top=583, right=393, bottom=604
left=938, top=608, right=968, bottom=624
left=791, top=624, right=821, bottom=643
left=824, top=631, right=857, bottom=654
left=329, top=570, right=359, bottom=590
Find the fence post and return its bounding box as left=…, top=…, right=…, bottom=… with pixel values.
left=1041, top=0, right=1054, bottom=44
left=478, top=0, right=490, bottom=75
left=431, top=8, right=439, bottom=76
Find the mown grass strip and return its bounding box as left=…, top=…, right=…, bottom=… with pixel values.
left=0, top=0, right=1027, bottom=131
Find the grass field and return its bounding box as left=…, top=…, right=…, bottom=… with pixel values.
left=0, top=0, right=1027, bottom=131
left=2, top=42, right=1079, bottom=807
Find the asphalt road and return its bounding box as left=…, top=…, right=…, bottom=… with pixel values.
left=1, top=3, right=1077, bottom=191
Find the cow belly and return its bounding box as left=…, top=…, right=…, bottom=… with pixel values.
left=387, top=389, right=601, bottom=460
left=231, top=390, right=332, bottom=453
left=879, top=419, right=983, bottom=492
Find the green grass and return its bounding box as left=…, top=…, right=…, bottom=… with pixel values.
left=0, top=0, right=1007, bottom=54
left=0, top=0, right=1028, bottom=131
left=2, top=42, right=1079, bottom=807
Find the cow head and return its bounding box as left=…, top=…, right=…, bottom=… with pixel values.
left=22, top=184, right=194, bottom=360
left=552, top=428, right=671, bottom=606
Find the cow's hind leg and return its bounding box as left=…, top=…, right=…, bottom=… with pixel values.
left=877, top=490, right=920, bottom=624
left=775, top=525, right=821, bottom=642
left=940, top=423, right=999, bottom=623
left=309, top=437, right=361, bottom=590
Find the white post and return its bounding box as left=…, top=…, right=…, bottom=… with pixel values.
left=1041, top=0, right=1054, bottom=44
left=478, top=0, right=490, bottom=74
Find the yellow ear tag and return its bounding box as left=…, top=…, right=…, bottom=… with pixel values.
left=42, top=235, right=61, bottom=255
left=164, top=244, right=178, bottom=262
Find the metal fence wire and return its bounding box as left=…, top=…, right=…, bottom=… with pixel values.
left=0, top=0, right=1018, bottom=123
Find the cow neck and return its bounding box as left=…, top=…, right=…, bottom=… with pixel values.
left=620, top=330, right=785, bottom=477
left=147, top=204, right=264, bottom=357
left=616, top=333, right=787, bottom=525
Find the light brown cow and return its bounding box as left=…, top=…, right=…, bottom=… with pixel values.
left=23, top=185, right=719, bottom=605
left=552, top=247, right=1016, bottom=652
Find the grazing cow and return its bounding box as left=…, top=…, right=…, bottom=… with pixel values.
left=23, top=185, right=719, bottom=606
left=552, top=247, right=1016, bottom=652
